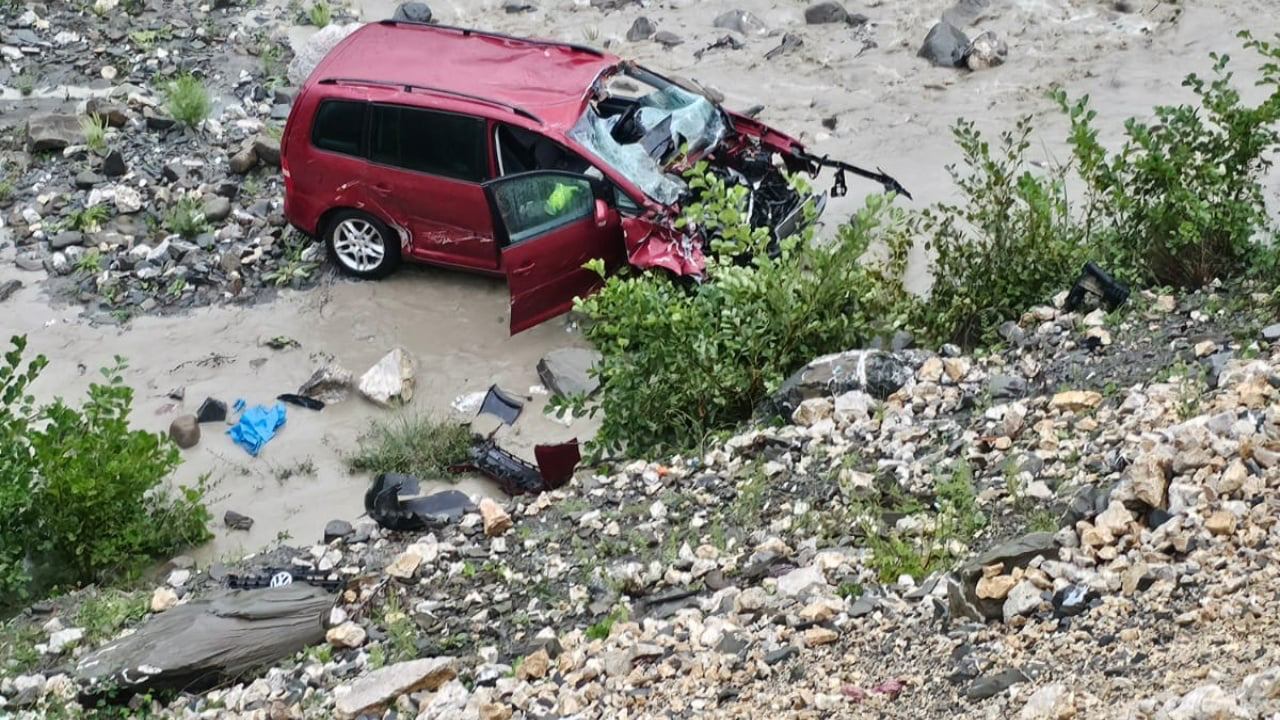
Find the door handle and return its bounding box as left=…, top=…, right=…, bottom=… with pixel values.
left=512, top=262, right=535, bottom=277
left=371, top=183, right=391, bottom=196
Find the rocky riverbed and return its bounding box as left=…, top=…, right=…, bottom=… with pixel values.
left=4, top=284, right=1279, bottom=719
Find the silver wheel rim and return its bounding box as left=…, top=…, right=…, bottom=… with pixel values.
left=332, top=217, right=386, bottom=272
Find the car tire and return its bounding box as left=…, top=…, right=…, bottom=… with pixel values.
left=324, top=209, right=401, bottom=279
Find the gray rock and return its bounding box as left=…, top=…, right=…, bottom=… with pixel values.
left=713, top=9, right=768, bottom=36
left=203, top=196, right=232, bottom=223
left=85, top=98, right=128, bottom=127
left=538, top=348, right=601, bottom=398
left=27, top=113, right=85, bottom=151
left=967, top=667, right=1029, bottom=700
left=989, top=374, right=1027, bottom=399
left=75, top=170, right=105, bottom=189
left=324, top=519, right=354, bottom=544
left=391, top=2, right=432, bottom=22
left=1002, top=581, right=1043, bottom=622
left=654, top=31, right=684, bottom=47
left=769, top=349, right=912, bottom=418
left=804, top=1, right=849, bottom=24
left=333, top=657, right=455, bottom=717
left=918, top=21, right=969, bottom=68
left=224, top=510, right=254, bottom=531
left=229, top=147, right=258, bottom=174
left=16, top=253, right=45, bottom=272
left=50, top=231, right=84, bottom=250
left=626, top=16, right=656, bottom=42
left=763, top=645, right=799, bottom=665
left=776, top=565, right=826, bottom=597
left=252, top=135, right=281, bottom=167
left=101, top=149, right=127, bottom=177
left=716, top=632, right=749, bottom=655
left=168, top=415, right=200, bottom=449
left=1262, top=323, right=1280, bottom=342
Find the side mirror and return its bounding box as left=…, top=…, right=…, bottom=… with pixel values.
left=593, top=199, right=610, bottom=227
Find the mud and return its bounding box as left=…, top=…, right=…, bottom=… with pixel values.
left=4, top=0, right=1279, bottom=561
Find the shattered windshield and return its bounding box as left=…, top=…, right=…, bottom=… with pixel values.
left=569, top=65, right=727, bottom=205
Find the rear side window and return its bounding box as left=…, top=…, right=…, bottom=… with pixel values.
left=311, top=100, right=365, bottom=156
left=371, top=105, right=486, bottom=182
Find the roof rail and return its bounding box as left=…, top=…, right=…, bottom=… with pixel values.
left=317, top=77, right=544, bottom=124
left=377, top=19, right=606, bottom=58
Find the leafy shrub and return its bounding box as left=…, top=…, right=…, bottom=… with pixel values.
left=0, top=337, right=212, bottom=599
left=566, top=166, right=914, bottom=456
left=912, top=116, right=1090, bottom=347
left=309, top=1, right=331, bottom=27
left=67, top=202, right=111, bottom=232
left=81, top=112, right=108, bottom=153
left=165, top=196, right=210, bottom=239
left=163, top=72, right=211, bottom=128
left=345, top=413, right=473, bottom=478
left=1055, top=31, right=1280, bottom=289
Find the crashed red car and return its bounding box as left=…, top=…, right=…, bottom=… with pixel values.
left=282, top=19, right=907, bottom=333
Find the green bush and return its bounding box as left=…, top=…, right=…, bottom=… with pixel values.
left=912, top=116, right=1090, bottom=347
left=165, top=196, right=210, bottom=239
left=163, top=72, right=211, bottom=128
left=1056, top=31, right=1280, bottom=289
left=0, top=336, right=212, bottom=600
left=345, top=413, right=473, bottom=478
left=565, top=165, right=914, bottom=456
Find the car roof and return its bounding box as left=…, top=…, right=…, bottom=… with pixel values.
left=310, top=21, right=621, bottom=130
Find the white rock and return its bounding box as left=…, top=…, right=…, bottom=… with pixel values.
left=326, top=622, right=367, bottom=649
left=1166, top=684, right=1250, bottom=720
left=1018, top=683, right=1074, bottom=719
left=358, top=347, right=415, bottom=407
left=1002, top=581, right=1042, bottom=622
left=166, top=568, right=191, bottom=587
left=776, top=565, right=826, bottom=597
left=151, top=586, right=178, bottom=612
left=113, top=185, right=142, bottom=214
left=333, top=657, right=455, bottom=718
left=46, top=628, right=83, bottom=654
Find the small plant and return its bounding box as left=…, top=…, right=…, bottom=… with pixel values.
left=162, top=72, right=212, bottom=128
left=309, top=1, right=331, bottom=27
left=67, top=203, right=110, bottom=232
left=582, top=25, right=600, bottom=43
left=262, top=235, right=321, bottom=287
left=75, top=588, right=149, bottom=643
left=0, top=179, right=12, bottom=202
left=164, top=196, right=211, bottom=239
left=165, top=277, right=187, bottom=298
left=585, top=606, right=628, bottom=640
left=16, top=71, right=35, bottom=97
left=273, top=457, right=316, bottom=482
left=344, top=413, right=472, bottom=479
left=76, top=248, right=103, bottom=274
left=376, top=589, right=419, bottom=662
left=80, top=113, right=109, bottom=153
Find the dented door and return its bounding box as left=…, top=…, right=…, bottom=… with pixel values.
left=483, top=171, right=625, bottom=334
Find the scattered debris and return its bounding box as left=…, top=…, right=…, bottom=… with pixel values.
left=478, top=384, right=524, bottom=425
left=364, top=474, right=475, bottom=532
left=479, top=498, right=514, bottom=537
left=358, top=348, right=415, bottom=407
left=75, top=585, right=334, bottom=695
left=277, top=393, right=325, bottom=411
left=263, top=336, right=300, bottom=350
left=451, top=439, right=580, bottom=496
left=1065, top=261, right=1130, bottom=312
left=226, top=402, right=287, bottom=456
left=225, top=568, right=342, bottom=592
left=196, top=397, right=228, bottom=423
left=765, top=32, right=803, bottom=61
left=695, top=34, right=744, bottom=60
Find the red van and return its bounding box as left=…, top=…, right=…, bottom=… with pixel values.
left=282, top=19, right=907, bottom=333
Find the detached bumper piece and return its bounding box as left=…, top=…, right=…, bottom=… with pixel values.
left=365, top=473, right=476, bottom=532
left=451, top=438, right=581, bottom=496
left=791, top=149, right=913, bottom=201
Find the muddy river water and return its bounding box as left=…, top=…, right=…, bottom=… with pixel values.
left=3, top=0, right=1278, bottom=562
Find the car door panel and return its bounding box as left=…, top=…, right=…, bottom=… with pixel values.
left=484, top=171, right=626, bottom=334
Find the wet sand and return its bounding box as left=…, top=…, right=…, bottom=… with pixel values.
left=5, top=0, right=1279, bottom=562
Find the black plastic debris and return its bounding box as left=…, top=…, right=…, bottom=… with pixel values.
left=226, top=568, right=343, bottom=592
left=365, top=473, right=475, bottom=532
left=197, top=397, right=227, bottom=423
left=1065, top=261, right=1129, bottom=312
left=1051, top=583, right=1099, bottom=618
left=765, top=32, right=802, bottom=61
left=478, top=384, right=523, bottom=425
left=694, top=34, right=743, bottom=60
left=277, top=393, right=325, bottom=411
left=451, top=439, right=580, bottom=496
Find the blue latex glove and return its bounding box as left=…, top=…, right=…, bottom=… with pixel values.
left=226, top=402, right=287, bottom=456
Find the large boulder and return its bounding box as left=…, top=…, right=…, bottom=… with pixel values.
left=947, top=532, right=1060, bottom=622
left=918, top=21, right=969, bottom=68
left=391, top=2, right=433, bottom=22
left=767, top=349, right=914, bottom=419
left=358, top=348, right=415, bottom=407
left=28, top=113, right=85, bottom=151
left=537, top=348, right=601, bottom=398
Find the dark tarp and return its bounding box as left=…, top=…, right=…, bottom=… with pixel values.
left=75, top=584, right=333, bottom=694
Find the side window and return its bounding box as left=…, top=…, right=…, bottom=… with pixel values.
left=370, top=105, right=486, bottom=182
left=491, top=174, right=595, bottom=246
left=310, top=100, right=365, bottom=156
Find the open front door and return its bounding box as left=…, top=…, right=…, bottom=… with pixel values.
left=484, top=171, right=625, bottom=334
